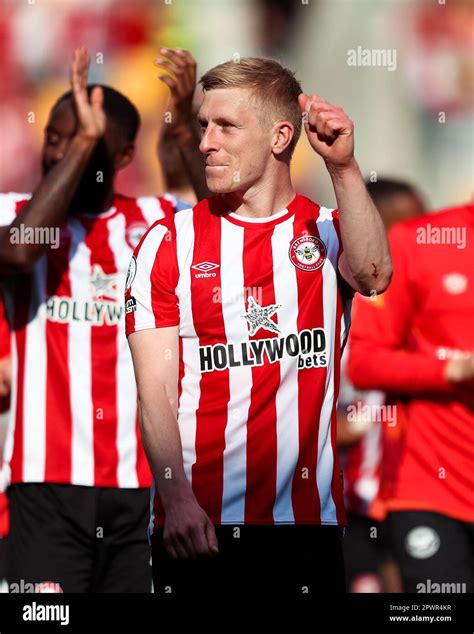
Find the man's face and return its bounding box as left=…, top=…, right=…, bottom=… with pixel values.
left=198, top=88, right=273, bottom=194
left=42, top=99, right=124, bottom=212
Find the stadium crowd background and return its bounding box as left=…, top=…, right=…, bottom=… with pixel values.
left=0, top=0, right=472, bottom=595
left=1, top=0, right=472, bottom=205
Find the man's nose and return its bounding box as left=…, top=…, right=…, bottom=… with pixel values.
left=199, top=126, right=218, bottom=155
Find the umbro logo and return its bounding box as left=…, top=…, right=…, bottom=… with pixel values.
left=192, top=261, right=219, bottom=278
left=192, top=262, right=219, bottom=272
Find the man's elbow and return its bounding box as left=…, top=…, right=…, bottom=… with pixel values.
left=357, top=262, right=392, bottom=296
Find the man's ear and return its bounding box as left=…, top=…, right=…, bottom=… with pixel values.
left=114, top=142, right=136, bottom=171
left=272, top=121, right=294, bottom=156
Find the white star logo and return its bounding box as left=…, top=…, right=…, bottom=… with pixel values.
left=242, top=296, right=281, bottom=336
left=90, top=265, right=118, bottom=300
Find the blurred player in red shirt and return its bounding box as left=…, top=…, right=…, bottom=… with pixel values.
left=338, top=179, right=426, bottom=593
left=347, top=201, right=474, bottom=592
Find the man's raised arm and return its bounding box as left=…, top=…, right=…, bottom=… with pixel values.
left=155, top=48, right=211, bottom=202
left=299, top=94, right=392, bottom=296
left=0, top=47, right=105, bottom=275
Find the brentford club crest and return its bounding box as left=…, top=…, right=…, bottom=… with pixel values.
left=125, top=222, right=148, bottom=250
left=289, top=235, right=327, bottom=272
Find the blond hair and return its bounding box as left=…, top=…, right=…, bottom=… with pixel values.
left=200, top=57, right=303, bottom=157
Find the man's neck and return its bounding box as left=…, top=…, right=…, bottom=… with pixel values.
left=222, top=174, right=295, bottom=219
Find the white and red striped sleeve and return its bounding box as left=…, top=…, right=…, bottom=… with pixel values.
left=0, top=193, right=31, bottom=226
left=125, top=219, right=179, bottom=336
left=327, top=208, right=345, bottom=264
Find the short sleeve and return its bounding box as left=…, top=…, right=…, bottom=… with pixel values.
left=324, top=208, right=343, bottom=261
left=125, top=221, right=179, bottom=336
left=0, top=193, right=30, bottom=227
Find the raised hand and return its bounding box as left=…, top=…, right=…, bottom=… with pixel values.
left=154, top=47, right=197, bottom=140
left=70, top=46, right=106, bottom=142
left=299, top=94, right=354, bottom=170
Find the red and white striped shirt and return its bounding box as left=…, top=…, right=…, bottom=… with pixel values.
left=0, top=192, right=178, bottom=489
left=126, top=194, right=351, bottom=529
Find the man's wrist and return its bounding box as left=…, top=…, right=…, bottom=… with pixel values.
left=158, top=478, right=196, bottom=509
left=167, top=122, right=198, bottom=148
left=72, top=133, right=100, bottom=152
left=326, top=156, right=359, bottom=180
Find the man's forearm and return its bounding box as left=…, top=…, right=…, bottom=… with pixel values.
left=0, top=135, right=98, bottom=273
left=347, top=343, right=450, bottom=394
left=138, top=388, right=194, bottom=509
left=328, top=159, right=392, bottom=294
left=154, top=48, right=210, bottom=202
left=173, top=124, right=211, bottom=202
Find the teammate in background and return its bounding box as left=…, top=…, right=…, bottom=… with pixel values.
left=347, top=201, right=474, bottom=592
left=126, top=57, right=392, bottom=598
left=364, top=179, right=427, bottom=229
left=337, top=179, right=427, bottom=593
left=0, top=46, right=203, bottom=592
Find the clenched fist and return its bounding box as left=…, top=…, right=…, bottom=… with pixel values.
left=298, top=94, right=354, bottom=170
